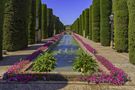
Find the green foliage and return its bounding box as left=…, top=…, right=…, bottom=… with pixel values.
left=100, top=0, right=112, bottom=46
left=32, top=53, right=56, bottom=72
left=28, top=0, right=36, bottom=44
left=47, top=8, right=54, bottom=37
left=113, top=0, right=128, bottom=52
left=42, top=4, right=47, bottom=39
left=92, top=0, right=100, bottom=42
left=73, top=53, right=98, bottom=75
left=3, top=0, right=30, bottom=51
left=128, top=0, right=135, bottom=64
left=89, top=5, right=92, bottom=40
left=84, top=9, right=89, bottom=38
left=0, top=0, right=5, bottom=59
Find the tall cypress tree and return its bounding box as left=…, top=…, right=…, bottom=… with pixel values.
left=113, top=0, right=128, bottom=52
left=84, top=8, right=89, bottom=38
left=89, top=5, right=92, bottom=40
left=92, top=0, right=100, bottom=42
left=47, top=8, right=53, bottom=37
left=0, top=0, right=5, bottom=59
left=3, top=0, right=30, bottom=51
left=42, top=4, right=47, bottom=39
left=100, top=0, right=112, bottom=46
left=28, top=0, right=36, bottom=44
left=128, top=0, right=135, bottom=64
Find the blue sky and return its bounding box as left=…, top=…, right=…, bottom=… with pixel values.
left=42, top=0, right=92, bottom=25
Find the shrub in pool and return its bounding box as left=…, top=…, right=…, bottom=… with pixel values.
left=32, top=53, right=56, bottom=72
left=73, top=53, right=98, bottom=75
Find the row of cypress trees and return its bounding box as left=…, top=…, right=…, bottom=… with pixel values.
left=71, top=0, right=135, bottom=64
left=0, top=0, right=64, bottom=60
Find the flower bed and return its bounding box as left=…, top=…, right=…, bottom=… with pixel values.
left=3, top=33, right=64, bottom=81
left=73, top=33, right=128, bottom=85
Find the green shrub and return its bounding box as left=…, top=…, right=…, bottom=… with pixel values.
left=73, top=53, right=98, bottom=75
left=100, top=0, right=112, bottom=46
left=113, top=0, right=128, bottom=52
left=0, top=0, right=5, bottom=59
left=92, top=0, right=100, bottom=42
left=32, top=53, right=56, bottom=72
left=82, top=11, right=85, bottom=37
left=89, top=5, right=92, bottom=40
left=84, top=9, right=89, bottom=38
left=3, top=0, right=30, bottom=51
left=128, top=0, right=135, bottom=64
left=42, top=4, right=47, bottom=39
left=28, top=0, right=36, bottom=44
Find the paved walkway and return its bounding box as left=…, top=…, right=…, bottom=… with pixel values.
left=0, top=36, right=135, bottom=90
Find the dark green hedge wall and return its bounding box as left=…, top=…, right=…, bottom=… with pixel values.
left=80, top=14, right=83, bottom=35
left=0, top=0, right=5, bottom=59
left=100, top=0, right=112, bottom=46
left=82, top=11, right=85, bottom=37
left=3, top=0, right=30, bottom=51
left=84, top=8, right=89, bottom=38
left=47, top=8, right=54, bottom=37
left=89, top=5, right=92, bottom=40
left=113, top=0, right=128, bottom=52
left=28, top=0, right=36, bottom=44
left=128, top=0, right=135, bottom=64
left=42, top=4, right=47, bottom=39
left=92, top=0, right=100, bottom=42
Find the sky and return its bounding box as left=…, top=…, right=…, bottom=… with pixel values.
left=42, top=0, right=92, bottom=25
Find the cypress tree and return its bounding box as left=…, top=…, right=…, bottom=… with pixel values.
left=3, top=0, right=30, bottom=51
left=82, top=11, right=85, bottom=37
left=84, top=9, right=89, bottom=38
left=80, top=14, right=83, bottom=36
left=42, top=4, right=47, bottom=39
left=78, top=16, right=82, bottom=35
left=0, top=0, right=5, bottom=59
left=47, top=8, right=53, bottom=37
left=36, top=0, right=42, bottom=41
left=128, top=0, right=135, bottom=64
left=28, top=0, right=36, bottom=44
left=113, top=0, right=128, bottom=52
left=100, top=0, right=112, bottom=46
left=92, top=0, right=100, bottom=42
left=89, top=5, right=92, bottom=40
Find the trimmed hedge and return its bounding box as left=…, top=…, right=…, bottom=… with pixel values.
left=92, top=0, right=100, bottom=42
left=3, top=0, right=30, bottom=51
left=113, top=0, right=128, bottom=52
left=100, top=0, right=112, bottom=46
left=47, top=8, right=54, bottom=37
left=82, top=11, right=85, bottom=37
left=80, top=14, right=83, bottom=35
left=28, top=0, right=36, bottom=44
left=89, top=5, right=92, bottom=40
left=42, top=4, right=47, bottom=39
left=84, top=9, right=89, bottom=38
left=0, top=0, right=5, bottom=59
left=128, top=0, right=135, bottom=64
left=36, top=0, right=42, bottom=41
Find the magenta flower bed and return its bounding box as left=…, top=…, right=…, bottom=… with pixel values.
left=3, top=33, right=63, bottom=81
left=73, top=33, right=128, bottom=85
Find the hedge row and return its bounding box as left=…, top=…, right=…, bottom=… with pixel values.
left=100, top=0, right=112, bottom=46
left=84, top=8, right=89, bottom=38
left=89, top=5, right=92, bottom=40
left=113, top=0, right=128, bottom=52
left=128, top=0, right=135, bottom=64
left=3, top=0, right=30, bottom=51
left=0, top=0, right=5, bottom=59
left=28, top=0, right=36, bottom=44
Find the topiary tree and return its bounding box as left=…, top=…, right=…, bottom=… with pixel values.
left=47, top=8, right=54, bottom=37
left=100, top=0, right=112, bottom=46
left=3, top=0, right=30, bottom=51
left=128, top=0, right=135, bottom=64
left=84, top=8, right=89, bottom=38
left=41, top=4, right=47, bottom=39
left=113, top=0, right=128, bottom=52
left=92, top=0, right=100, bottom=42
left=89, top=5, right=92, bottom=40
left=0, top=0, right=5, bottom=59
left=28, top=0, right=36, bottom=44
left=36, top=0, right=42, bottom=42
